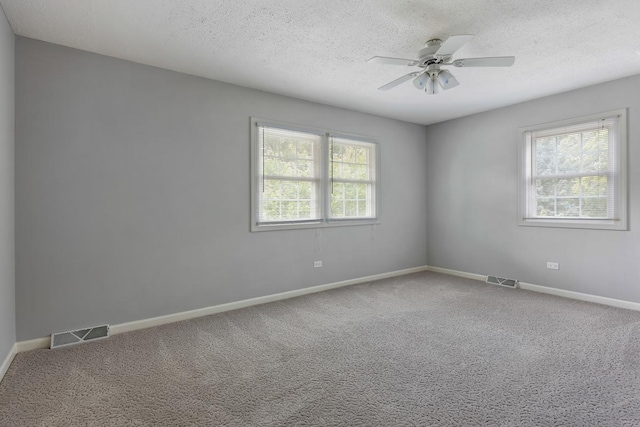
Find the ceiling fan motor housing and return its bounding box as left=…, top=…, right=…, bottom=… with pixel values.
left=417, top=39, right=452, bottom=67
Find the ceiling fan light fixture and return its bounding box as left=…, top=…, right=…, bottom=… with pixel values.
left=425, top=75, right=439, bottom=95
left=437, top=70, right=460, bottom=90
left=413, top=73, right=429, bottom=90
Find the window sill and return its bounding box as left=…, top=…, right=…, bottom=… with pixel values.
left=251, top=218, right=381, bottom=232
left=518, top=217, right=627, bottom=231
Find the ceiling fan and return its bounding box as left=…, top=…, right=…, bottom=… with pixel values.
left=368, top=35, right=515, bottom=94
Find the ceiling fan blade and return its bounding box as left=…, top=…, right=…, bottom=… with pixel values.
left=435, top=35, right=474, bottom=58
left=452, top=56, right=515, bottom=67
left=377, top=72, right=421, bottom=90
left=368, top=56, right=419, bottom=66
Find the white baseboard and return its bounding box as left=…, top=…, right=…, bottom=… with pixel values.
left=425, top=266, right=486, bottom=282
left=16, top=265, right=429, bottom=353
left=426, top=265, right=640, bottom=312
left=518, top=282, right=640, bottom=311
left=16, top=337, right=50, bottom=353
left=0, top=343, right=17, bottom=384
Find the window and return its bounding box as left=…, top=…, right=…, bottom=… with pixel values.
left=251, top=118, right=379, bottom=231
left=257, top=126, right=322, bottom=224
left=518, top=109, right=627, bottom=230
left=329, top=137, right=377, bottom=220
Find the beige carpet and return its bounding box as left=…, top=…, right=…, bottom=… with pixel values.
left=2, top=271, right=640, bottom=426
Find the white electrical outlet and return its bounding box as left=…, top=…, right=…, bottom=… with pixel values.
left=546, top=262, right=559, bottom=270
left=314, top=261, right=322, bottom=268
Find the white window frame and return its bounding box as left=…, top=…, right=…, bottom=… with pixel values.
left=327, top=134, right=378, bottom=222
left=251, top=117, right=381, bottom=232
left=518, top=109, right=627, bottom=230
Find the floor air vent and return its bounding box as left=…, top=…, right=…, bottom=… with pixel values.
left=50, top=325, right=110, bottom=349
left=486, top=275, right=518, bottom=288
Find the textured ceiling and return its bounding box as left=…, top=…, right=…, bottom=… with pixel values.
left=2, top=0, right=640, bottom=125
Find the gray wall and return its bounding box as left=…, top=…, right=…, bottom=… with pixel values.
left=15, top=37, right=428, bottom=341
left=425, top=74, right=640, bottom=302
left=0, top=7, right=15, bottom=360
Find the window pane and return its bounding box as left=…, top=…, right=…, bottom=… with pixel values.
left=332, top=144, right=344, bottom=163
left=280, top=140, right=295, bottom=158
left=536, top=155, right=555, bottom=176
left=581, top=176, right=607, bottom=197
left=357, top=183, right=367, bottom=199
left=354, top=165, right=368, bottom=180
left=557, top=133, right=581, bottom=174
left=263, top=179, right=280, bottom=200
left=299, top=201, right=311, bottom=217
left=532, top=164, right=611, bottom=219
left=356, top=148, right=368, bottom=164
left=280, top=160, right=296, bottom=177
left=332, top=182, right=344, bottom=199
left=535, top=137, right=556, bottom=176
left=299, top=181, right=311, bottom=199
left=536, top=137, right=556, bottom=157
left=296, top=160, right=312, bottom=178
left=357, top=200, right=371, bottom=217
left=345, top=201, right=357, bottom=217
left=581, top=152, right=599, bottom=173
left=264, top=200, right=281, bottom=221
left=330, top=180, right=374, bottom=219
left=296, top=141, right=313, bottom=159
left=263, top=156, right=279, bottom=175
left=343, top=145, right=356, bottom=162
left=331, top=141, right=373, bottom=181
left=331, top=199, right=344, bottom=218
left=535, top=179, right=555, bottom=197
left=556, top=178, right=579, bottom=197
left=333, top=162, right=369, bottom=180
left=582, top=131, right=599, bottom=152
left=599, top=150, right=609, bottom=169
left=582, top=197, right=607, bottom=218
left=330, top=193, right=372, bottom=218
left=337, top=163, right=352, bottom=180
left=556, top=198, right=580, bottom=217
left=261, top=179, right=318, bottom=221
left=280, top=201, right=297, bottom=218
left=260, top=127, right=321, bottom=179
left=264, top=140, right=279, bottom=156
left=596, top=129, right=609, bottom=151
left=536, top=199, right=555, bottom=217
left=281, top=181, right=298, bottom=200
left=345, top=183, right=357, bottom=199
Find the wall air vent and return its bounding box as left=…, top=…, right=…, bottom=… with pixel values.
left=50, top=325, right=110, bottom=349
left=486, top=275, right=518, bottom=288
